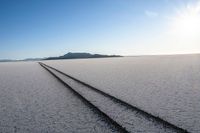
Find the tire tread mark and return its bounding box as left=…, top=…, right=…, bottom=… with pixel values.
left=39, top=62, right=190, bottom=133
left=39, top=62, right=129, bottom=133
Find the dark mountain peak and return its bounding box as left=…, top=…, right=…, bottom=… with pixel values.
left=62, top=52, right=92, bottom=58
left=45, top=52, right=122, bottom=60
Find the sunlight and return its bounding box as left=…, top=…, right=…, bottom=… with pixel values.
left=170, top=2, right=200, bottom=37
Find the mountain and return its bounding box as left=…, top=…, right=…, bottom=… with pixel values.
left=0, top=59, right=14, bottom=62
left=45, top=52, right=122, bottom=60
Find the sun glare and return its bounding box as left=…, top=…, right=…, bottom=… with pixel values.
left=170, top=2, right=200, bottom=37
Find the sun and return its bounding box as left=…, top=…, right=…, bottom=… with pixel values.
left=174, top=12, right=200, bottom=34
left=170, top=2, right=200, bottom=37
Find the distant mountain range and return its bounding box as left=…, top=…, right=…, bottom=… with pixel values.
left=0, top=52, right=122, bottom=62
left=0, top=59, right=14, bottom=62
left=45, top=52, right=122, bottom=60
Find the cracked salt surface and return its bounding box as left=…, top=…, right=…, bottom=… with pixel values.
left=43, top=54, right=200, bottom=133
left=0, top=62, right=122, bottom=133
left=42, top=63, right=181, bottom=133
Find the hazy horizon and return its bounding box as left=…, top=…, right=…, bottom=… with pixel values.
left=1, top=0, right=200, bottom=60
left=1, top=52, right=200, bottom=61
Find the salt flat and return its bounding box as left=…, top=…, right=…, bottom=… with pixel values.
left=0, top=62, right=121, bottom=133
left=41, top=62, right=180, bottom=133
left=43, top=54, right=200, bottom=133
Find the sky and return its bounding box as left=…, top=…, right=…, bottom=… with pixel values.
left=0, top=0, right=200, bottom=59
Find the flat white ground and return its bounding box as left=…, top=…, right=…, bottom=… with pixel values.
left=0, top=62, right=120, bottom=133
left=43, top=54, right=200, bottom=133
left=43, top=63, right=178, bottom=133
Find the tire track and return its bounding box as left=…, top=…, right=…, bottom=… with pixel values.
left=39, top=62, right=128, bottom=133
left=39, top=62, right=189, bottom=133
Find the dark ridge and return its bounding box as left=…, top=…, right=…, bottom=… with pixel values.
left=44, top=52, right=122, bottom=60
left=40, top=62, right=190, bottom=133
left=39, top=62, right=129, bottom=133
left=0, top=59, right=14, bottom=62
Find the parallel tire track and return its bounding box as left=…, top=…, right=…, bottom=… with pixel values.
left=39, top=62, right=129, bottom=133
left=39, top=62, right=189, bottom=133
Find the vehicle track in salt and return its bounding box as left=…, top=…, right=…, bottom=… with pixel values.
left=39, top=62, right=189, bottom=133
left=39, top=62, right=128, bottom=133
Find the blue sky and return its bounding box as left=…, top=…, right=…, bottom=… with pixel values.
left=0, top=0, right=200, bottom=59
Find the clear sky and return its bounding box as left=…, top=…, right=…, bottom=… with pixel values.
left=0, top=0, right=200, bottom=59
